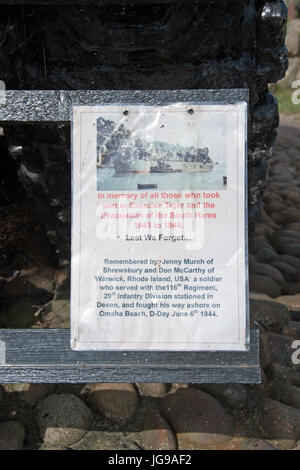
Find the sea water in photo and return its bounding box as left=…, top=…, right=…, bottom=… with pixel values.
left=97, top=164, right=227, bottom=191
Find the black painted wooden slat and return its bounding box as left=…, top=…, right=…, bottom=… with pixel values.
left=0, top=89, right=249, bottom=122
left=0, top=329, right=261, bottom=383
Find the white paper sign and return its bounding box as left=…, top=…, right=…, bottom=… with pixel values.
left=71, top=102, right=248, bottom=351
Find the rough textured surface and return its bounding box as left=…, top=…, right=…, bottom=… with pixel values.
left=0, top=1, right=288, bottom=257
left=0, top=329, right=261, bottom=383
left=256, top=397, right=300, bottom=448
left=1, top=383, right=56, bottom=406
left=238, top=438, right=278, bottom=450
left=190, top=383, right=248, bottom=410
left=137, top=383, right=170, bottom=397
left=161, top=388, right=234, bottom=448
left=82, top=383, right=139, bottom=423
left=134, top=410, right=177, bottom=450
left=0, top=421, right=25, bottom=450
left=36, top=393, right=93, bottom=446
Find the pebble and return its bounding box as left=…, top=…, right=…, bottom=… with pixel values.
left=269, top=383, right=300, bottom=410
left=43, top=299, right=70, bottom=328
left=190, top=383, right=248, bottom=410
left=136, top=383, right=169, bottom=397
left=3, top=299, right=42, bottom=328
left=273, top=230, right=300, bottom=243
left=272, top=239, right=300, bottom=257
left=135, top=410, right=177, bottom=450
left=251, top=239, right=275, bottom=256
left=262, top=332, right=295, bottom=367
left=287, top=223, right=300, bottom=232
left=291, top=311, right=300, bottom=322
left=274, top=254, right=300, bottom=270
left=1, top=383, right=56, bottom=406
left=282, top=321, right=300, bottom=339
left=257, top=398, right=300, bottom=449
left=270, top=260, right=300, bottom=282
left=249, top=294, right=289, bottom=333
left=0, top=274, right=54, bottom=300
left=249, top=274, right=282, bottom=298
left=252, top=263, right=285, bottom=285
left=238, top=438, right=277, bottom=450
left=266, top=363, right=300, bottom=388
left=0, top=421, right=25, bottom=450
left=161, top=388, right=233, bottom=448
left=256, top=246, right=278, bottom=263
left=276, top=294, right=300, bottom=311
left=282, top=283, right=300, bottom=295
left=36, top=393, right=93, bottom=446
left=82, top=383, right=139, bottom=424
left=71, top=431, right=139, bottom=450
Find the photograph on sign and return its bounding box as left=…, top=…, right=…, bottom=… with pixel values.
left=96, top=112, right=224, bottom=191
left=71, top=101, right=248, bottom=351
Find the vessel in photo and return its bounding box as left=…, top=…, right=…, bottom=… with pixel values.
left=96, top=115, right=224, bottom=191
left=114, top=154, right=151, bottom=175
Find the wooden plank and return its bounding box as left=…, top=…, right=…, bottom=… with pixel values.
left=0, top=89, right=249, bottom=123
left=0, top=329, right=261, bottom=383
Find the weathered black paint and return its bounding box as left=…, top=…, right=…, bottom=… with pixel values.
left=0, top=329, right=261, bottom=383
left=0, top=0, right=288, bottom=259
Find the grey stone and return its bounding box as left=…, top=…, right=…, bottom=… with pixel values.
left=190, top=383, right=248, bottom=410
left=136, top=383, right=169, bottom=397
left=282, top=321, right=300, bottom=339
left=261, top=332, right=295, bottom=367
left=276, top=293, right=300, bottom=311
left=249, top=294, right=290, bottom=333
left=270, top=260, right=300, bottom=282
left=272, top=238, right=300, bottom=257
left=82, top=383, right=139, bottom=424
left=0, top=274, right=54, bottom=300
left=71, top=431, right=139, bottom=451
left=266, top=363, right=300, bottom=388
left=274, top=230, right=300, bottom=243
left=1, top=383, right=56, bottom=406
left=135, top=410, right=177, bottom=450
left=43, top=299, right=70, bottom=328
left=256, top=246, right=278, bottom=264
left=274, top=254, right=300, bottom=271
left=36, top=393, right=93, bottom=446
left=249, top=274, right=282, bottom=298
left=252, top=263, right=285, bottom=285
left=0, top=421, right=25, bottom=450
left=269, top=383, right=300, bottom=409
left=287, top=18, right=300, bottom=35
left=40, top=445, right=69, bottom=450
left=161, top=388, right=234, bottom=448
left=286, top=31, right=299, bottom=56
left=239, top=438, right=277, bottom=450
left=4, top=299, right=41, bottom=328
left=257, top=398, right=300, bottom=449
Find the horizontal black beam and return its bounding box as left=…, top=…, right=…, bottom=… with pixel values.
left=0, top=329, right=261, bottom=383
left=0, top=89, right=249, bottom=122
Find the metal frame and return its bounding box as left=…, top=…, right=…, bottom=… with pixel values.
left=0, top=89, right=260, bottom=383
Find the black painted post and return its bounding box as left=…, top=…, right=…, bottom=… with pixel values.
left=0, top=0, right=289, bottom=383
left=0, top=0, right=288, bottom=262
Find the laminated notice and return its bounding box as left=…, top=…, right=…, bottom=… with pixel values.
left=71, top=101, right=249, bottom=351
